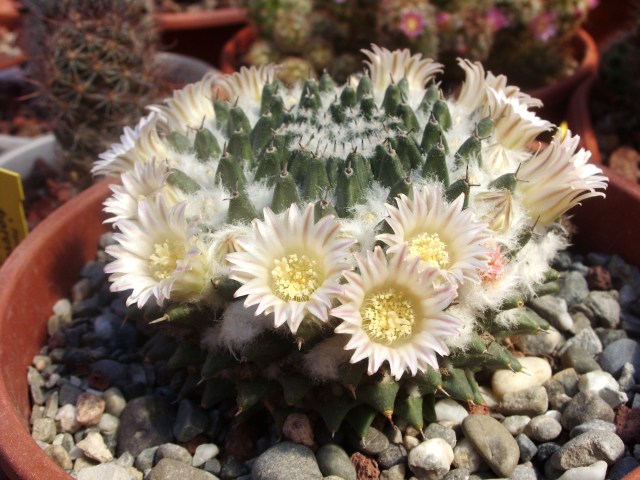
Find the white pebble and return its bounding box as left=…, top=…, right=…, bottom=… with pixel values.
left=76, top=431, right=113, bottom=463
left=403, top=435, right=420, bottom=451
left=478, top=386, right=499, bottom=408
left=557, top=460, right=607, bottom=480
left=52, top=299, right=72, bottom=317
left=55, top=404, right=81, bottom=433
left=599, top=387, right=628, bottom=409
left=501, top=415, right=531, bottom=436
left=545, top=410, right=562, bottom=421
left=408, top=437, right=454, bottom=479
left=192, top=443, right=219, bottom=467
left=434, top=398, right=468, bottom=426
left=492, top=357, right=552, bottom=398
left=578, top=371, right=619, bottom=395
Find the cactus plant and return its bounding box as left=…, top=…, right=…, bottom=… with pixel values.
left=22, top=0, right=161, bottom=186
left=94, top=46, right=607, bottom=437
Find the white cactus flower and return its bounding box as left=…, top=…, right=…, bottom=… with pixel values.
left=517, top=131, right=608, bottom=225
left=332, top=245, right=460, bottom=380
left=105, top=195, right=209, bottom=307
left=227, top=203, right=354, bottom=334
left=377, top=185, right=491, bottom=285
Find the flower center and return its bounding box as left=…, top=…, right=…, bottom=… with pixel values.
left=149, top=240, right=184, bottom=280
left=408, top=232, right=450, bottom=269
left=271, top=253, right=322, bottom=301
left=361, top=288, right=416, bottom=344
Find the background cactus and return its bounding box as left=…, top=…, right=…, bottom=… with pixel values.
left=240, top=0, right=597, bottom=88
left=22, top=0, right=161, bottom=186
left=94, top=47, right=606, bottom=438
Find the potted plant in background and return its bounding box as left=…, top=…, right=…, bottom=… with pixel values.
left=152, top=0, right=247, bottom=70
left=6, top=45, right=639, bottom=480
left=566, top=6, right=640, bottom=267
left=221, top=0, right=598, bottom=123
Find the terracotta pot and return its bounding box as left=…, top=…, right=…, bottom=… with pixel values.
left=219, top=24, right=257, bottom=75
left=156, top=8, right=247, bottom=69
left=0, top=175, right=638, bottom=479
left=0, top=0, right=19, bottom=29
left=526, top=28, right=599, bottom=125
left=566, top=73, right=640, bottom=268
left=0, top=180, right=111, bottom=480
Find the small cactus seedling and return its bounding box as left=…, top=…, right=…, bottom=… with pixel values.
left=94, top=46, right=607, bottom=436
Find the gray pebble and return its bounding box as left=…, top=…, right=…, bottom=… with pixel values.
left=461, top=414, right=519, bottom=478
left=316, top=443, right=356, bottom=480
left=570, top=310, right=592, bottom=334
left=423, top=422, right=457, bottom=449
left=524, top=415, right=562, bottom=442
left=595, top=327, right=628, bottom=348
left=582, top=291, right=621, bottom=328
left=377, top=443, right=407, bottom=469
left=609, top=456, right=640, bottom=480
left=58, top=382, right=84, bottom=406
left=560, top=345, right=602, bottom=374
left=443, top=468, right=471, bottom=480
left=32, top=417, right=57, bottom=443
left=220, top=458, right=250, bottom=479
left=498, top=386, right=548, bottom=416
left=557, top=271, right=590, bottom=307
left=148, top=458, right=218, bottom=480
left=529, top=295, right=573, bottom=331
left=117, top=396, right=176, bottom=457
left=155, top=443, right=192, bottom=465
left=550, top=430, right=624, bottom=469
left=77, top=463, right=131, bottom=480
left=560, top=327, right=602, bottom=356
left=561, top=391, right=614, bottom=430
left=569, top=419, right=617, bottom=438
left=252, top=442, right=323, bottom=480
left=551, top=368, right=580, bottom=396
left=115, top=451, right=135, bottom=468
left=535, top=442, right=561, bottom=463
left=135, top=446, right=159, bottom=471
left=598, top=338, right=640, bottom=381
left=516, top=434, right=538, bottom=462
left=354, top=426, right=389, bottom=455
left=174, top=399, right=209, bottom=443
left=519, top=327, right=565, bottom=356
left=380, top=464, right=406, bottom=480
left=501, top=415, right=531, bottom=436
left=203, top=457, right=221, bottom=475
left=510, top=464, right=538, bottom=480
left=618, top=362, right=637, bottom=391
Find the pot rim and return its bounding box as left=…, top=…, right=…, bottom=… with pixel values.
left=154, top=6, right=246, bottom=31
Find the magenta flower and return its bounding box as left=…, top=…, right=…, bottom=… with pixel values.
left=400, top=9, right=427, bottom=38
left=485, top=7, right=509, bottom=32
left=529, top=11, right=558, bottom=41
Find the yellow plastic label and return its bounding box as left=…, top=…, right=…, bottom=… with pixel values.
left=0, top=168, right=29, bottom=265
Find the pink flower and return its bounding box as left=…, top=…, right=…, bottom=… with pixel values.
left=436, top=11, right=451, bottom=28
left=485, top=7, right=509, bottom=32
left=400, top=9, right=427, bottom=38
left=481, top=248, right=508, bottom=283
left=529, top=11, right=558, bottom=41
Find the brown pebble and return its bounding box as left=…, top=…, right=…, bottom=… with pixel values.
left=609, top=145, right=640, bottom=183
left=615, top=405, right=640, bottom=444
left=75, top=392, right=106, bottom=426
left=350, top=452, right=380, bottom=480
left=586, top=266, right=612, bottom=290
left=282, top=413, right=315, bottom=447
left=222, top=420, right=260, bottom=461
left=88, top=369, right=111, bottom=391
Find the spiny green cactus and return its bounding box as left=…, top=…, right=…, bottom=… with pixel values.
left=23, top=0, right=160, bottom=185
left=94, top=47, right=606, bottom=437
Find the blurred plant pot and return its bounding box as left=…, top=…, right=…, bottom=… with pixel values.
left=0, top=180, right=111, bottom=480
left=566, top=73, right=640, bottom=267
left=219, top=24, right=256, bottom=74
left=156, top=7, right=247, bottom=69
left=526, top=28, right=599, bottom=125
left=0, top=0, right=19, bottom=29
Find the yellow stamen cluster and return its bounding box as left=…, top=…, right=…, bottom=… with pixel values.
left=409, top=232, right=450, bottom=269
left=150, top=240, right=184, bottom=280
left=271, top=253, right=322, bottom=301
left=361, top=288, right=416, bottom=344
